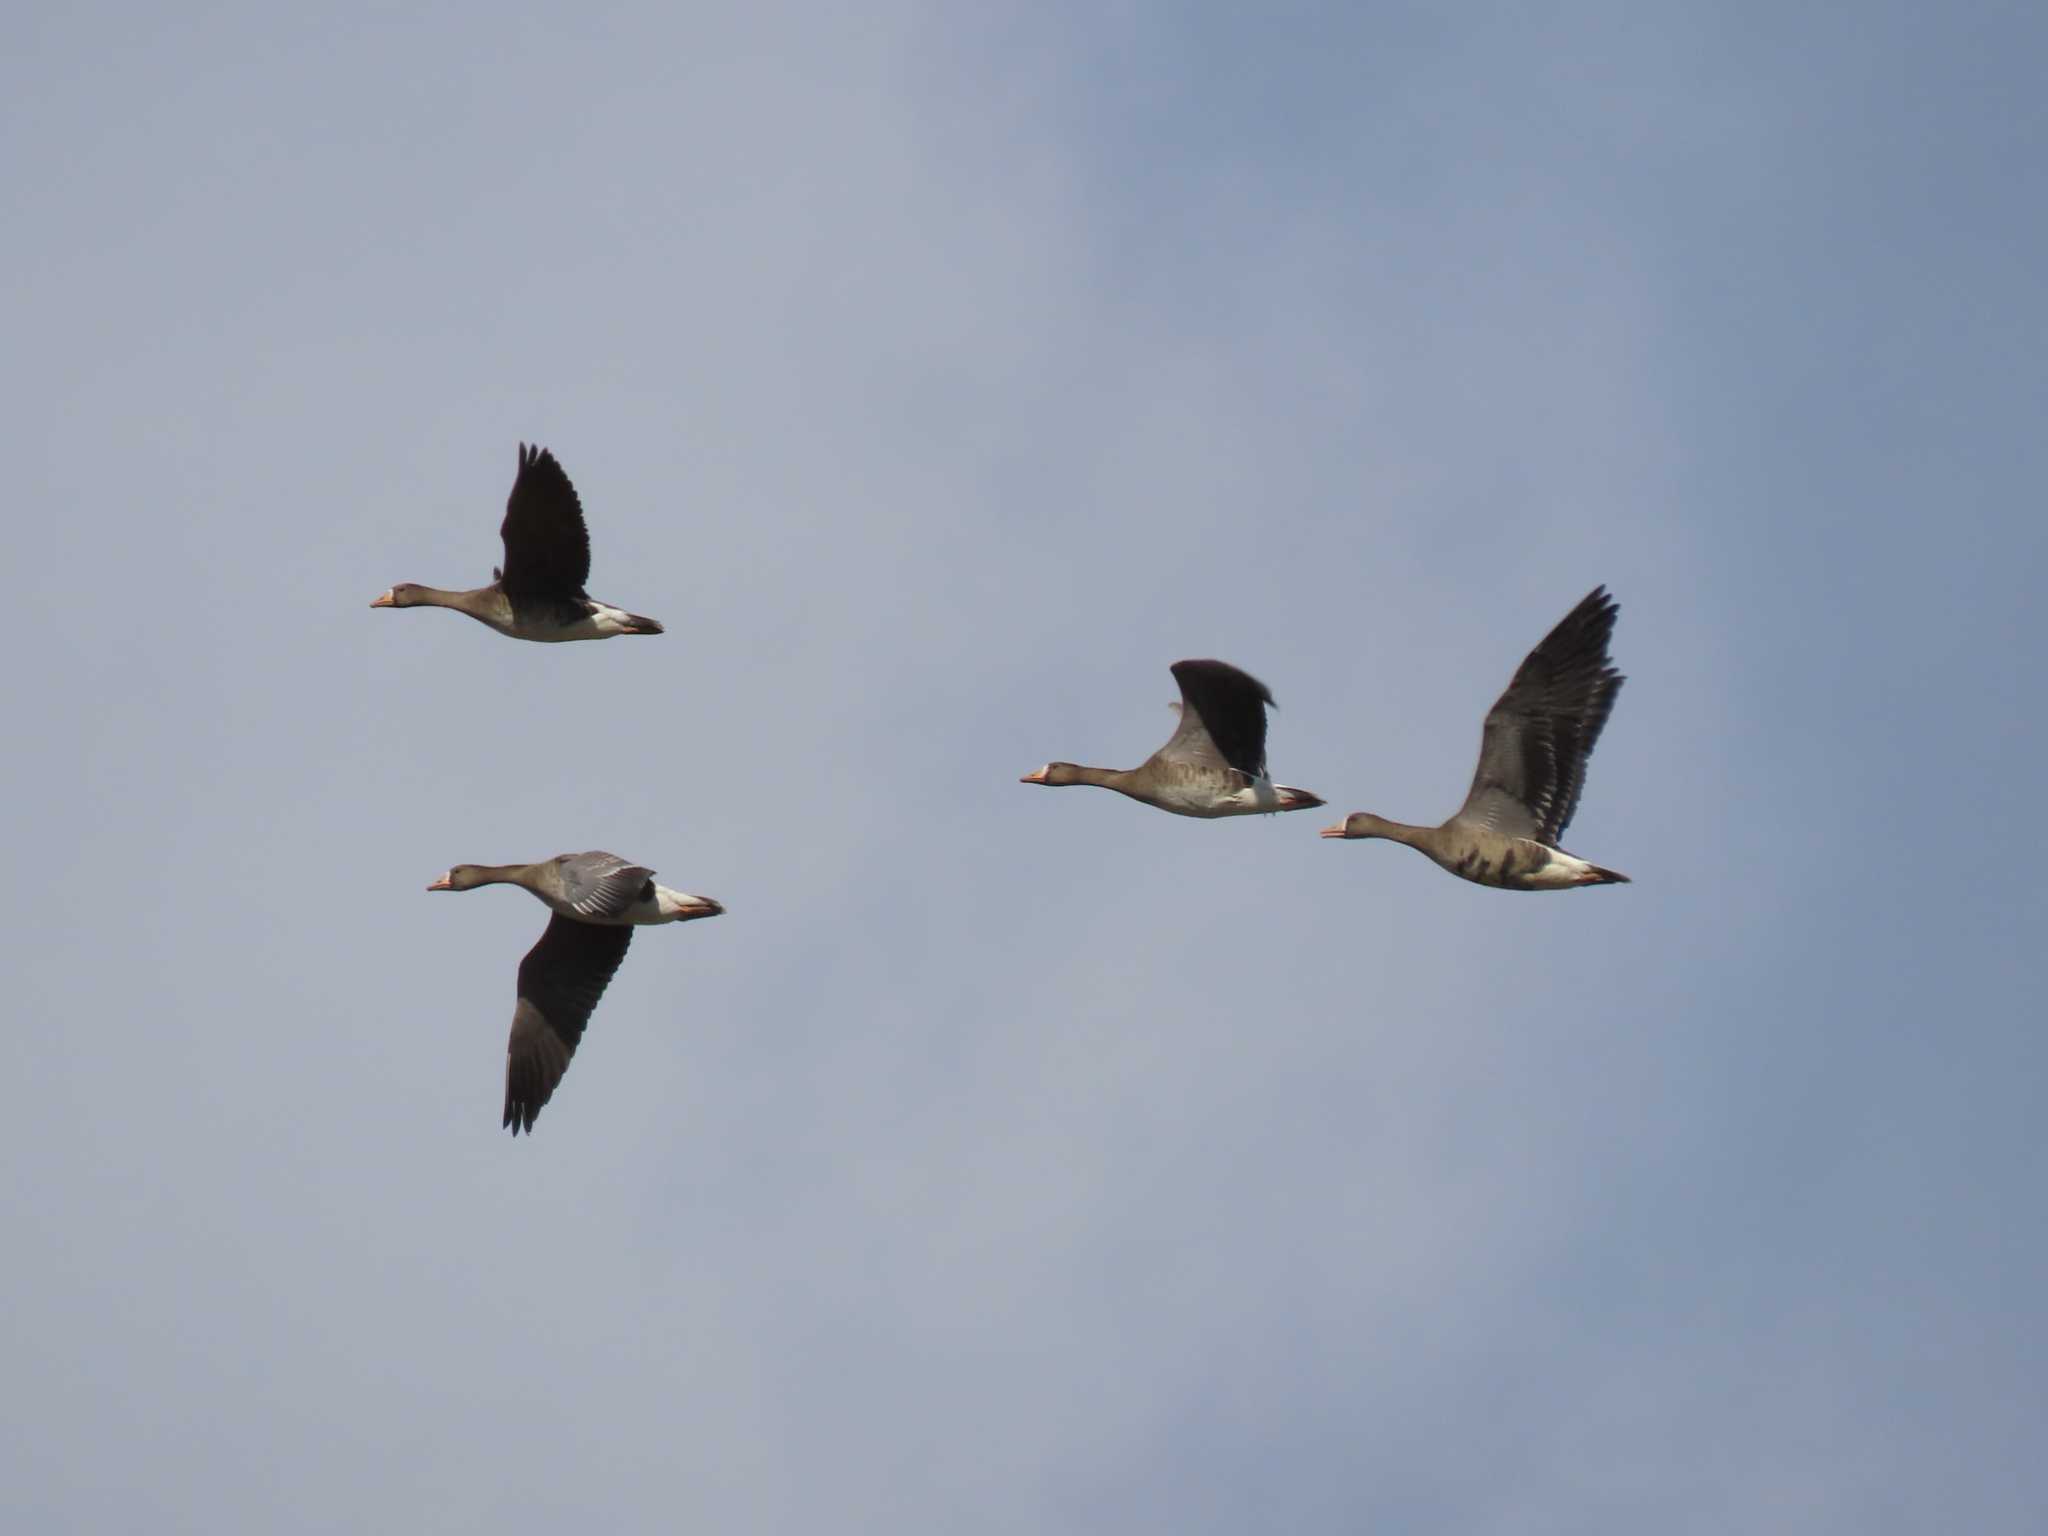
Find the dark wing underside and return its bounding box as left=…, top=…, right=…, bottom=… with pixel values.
left=554, top=851, right=656, bottom=921
left=504, top=916, right=633, bottom=1134
left=1157, top=659, right=1276, bottom=780
left=498, top=444, right=593, bottom=601
left=1459, top=586, right=1624, bottom=842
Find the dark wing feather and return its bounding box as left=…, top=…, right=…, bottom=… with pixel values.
left=1459, top=587, right=1624, bottom=842
left=1162, top=660, right=1276, bottom=779
left=504, top=916, right=633, bottom=1134
left=497, top=444, right=592, bottom=600
left=555, top=851, right=655, bottom=922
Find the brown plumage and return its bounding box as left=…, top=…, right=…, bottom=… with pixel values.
left=370, top=444, right=666, bottom=642
left=1322, top=587, right=1630, bottom=890
left=426, top=853, right=723, bottom=1134
left=1022, top=659, right=1325, bottom=818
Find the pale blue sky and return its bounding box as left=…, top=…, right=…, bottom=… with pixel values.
left=4, top=3, right=2044, bottom=1531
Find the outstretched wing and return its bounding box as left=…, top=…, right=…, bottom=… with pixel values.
left=498, top=443, right=592, bottom=600
left=1156, top=659, right=1276, bottom=780
left=504, top=916, right=634, bottom=1134
left=554, top=851, right=655, bottom=922
left=1459, top=587, right=1624, bottom=842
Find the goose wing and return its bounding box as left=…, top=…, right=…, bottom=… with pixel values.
left=498, top=443, right=592, bottom=600
left=1458, top=587, right=1624, bottom=842
left=554, top=851, right=655, bottom=922
left=1152, top=659, right=1275, bottom=780
left=504, top=915, right=633, bottom=1134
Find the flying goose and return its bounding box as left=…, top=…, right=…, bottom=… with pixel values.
left=426, top=852, right=723, bottom=1134
left=1321, top=586, right=1629, bottom=889
left=1022, top=659, right=1325, bottom=818
left=372, top=444, right=664, bottom=641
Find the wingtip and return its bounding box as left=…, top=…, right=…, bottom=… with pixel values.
left=1170, top=657, right=1277, bottom=708
left=1579, top=584, right=1621, bottom=625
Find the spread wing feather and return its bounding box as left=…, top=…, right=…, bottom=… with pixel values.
left=1158, top=660, right=1276, bottom=780
left=503, top=916, right=633, bottom=1134
left=498, top=444, right=592, bottom=600
left=1459, top=587, right=1623, bottom=841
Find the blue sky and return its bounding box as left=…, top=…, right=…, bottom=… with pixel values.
left=4, top=3, right=2044, bottom=1530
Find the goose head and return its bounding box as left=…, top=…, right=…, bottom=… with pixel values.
left=1321, top=813, right=1391, bottom=840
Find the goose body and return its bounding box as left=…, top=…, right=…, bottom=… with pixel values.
left=1322, top=587, right=1630, bottom=890
left=427, top=852, right=722, bottom=1134
left=372, top=444, right=664, bottom=642
left=1022, top=659, right=1324, bottom=819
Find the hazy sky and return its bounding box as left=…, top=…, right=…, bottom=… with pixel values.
left=5, top=2, right=2044, bottom=1531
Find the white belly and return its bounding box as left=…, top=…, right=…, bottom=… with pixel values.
left=505, top=603, right=640, bottom=642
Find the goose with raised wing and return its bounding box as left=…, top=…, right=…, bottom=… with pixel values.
left=427, top=852, right=723, bottom=1134
left=1321, top=586, right=1629, bottom=889
left=1022, top=659, right=1324, bottom=818
left=372, top=444, right=665, bottom=641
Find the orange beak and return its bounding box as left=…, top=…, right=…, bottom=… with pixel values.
left=1019, top=768, right=1048, bottom=784
left=426, top=875, right=452, bottom=890
left=370, top=590, right=396, bottom=608
left=1319, top=822, right=1349, bottom=839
